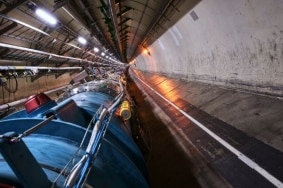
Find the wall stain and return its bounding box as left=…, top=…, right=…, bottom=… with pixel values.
left=183, top=30, right=283, bottom=96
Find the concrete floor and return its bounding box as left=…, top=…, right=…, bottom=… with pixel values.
left=128, top=68, right=283, bottom=188
left=127, top=73, right=223, bottom=188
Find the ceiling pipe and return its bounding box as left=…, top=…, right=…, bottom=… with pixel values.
left=1, top=1, right=121, bottom=64
left=0, top=66, right=82, bottom=71
left=0, top=42, right=116, bottom=66
left=0, top=60, right=26, bottom=64
left=0, top=42, right=85, bottom=62
left=0, top=14, right=101, bottom=62
left=0, top=13, right=119, bottom=65
left=66, top=0, right=115, bottom=56
left=0, top=13, right=50, bottom=36
left=108, top=0, right=123, bottom=62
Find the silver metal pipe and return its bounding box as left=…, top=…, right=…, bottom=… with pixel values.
left=0, top=98, right=27, bottom=111
left=64, top=154, right=88, bottom=188
left=0, top=42, right=116, bottom=66
left=0, top=66, right=82, bottom=70
left=0, top=12, right=119, bottom=64
left=0, top=14, right=50, bottom=36
left=20, top=115, right=56, bottom=139
left=86, top=108, right=108, bottom=153
left=0, top=60, right=26, bottom=64
left=0, top=85, right=68, bottom=111
left=0, top=43, right=85, bottom=63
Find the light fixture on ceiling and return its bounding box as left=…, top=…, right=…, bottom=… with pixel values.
left=78, top=36, right=87, bottom=45
left=143, top=47, right=151, bottom=56
left=35, top=8, right=57, bottom=26
left=94, top=47, right=99, bottom=52
left=101, top=52, right=105, bottom=56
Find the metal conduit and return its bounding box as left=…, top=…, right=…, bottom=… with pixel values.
left=0, top=43, right=112, bottom=66
left=0, top=66, right=82, bottom=70
left=0, top=84, right=76, bottom=111
left=0, top=43, right=86, bottom=62
left=0, top=14, right=115, bottom=64
left=70, top=0, right=114, bottom=55
left=108, top=0, right=123, bottom=60
left=0, top=13, right=50, bottom=36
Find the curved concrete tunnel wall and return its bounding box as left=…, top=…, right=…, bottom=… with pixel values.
left=135, top=0, right=283, bottom=96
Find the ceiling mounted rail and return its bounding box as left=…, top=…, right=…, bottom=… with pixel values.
left=0, top=14, right=117, bottom=65
left=108, top=0, right=123, bottom=61
left=0, top=43, right=111, bottom=66
left=0, top=66, right=82, bottom=71
left=66, top=0, right=116, bottom=58
left=0, top=14, right=50, bottom=36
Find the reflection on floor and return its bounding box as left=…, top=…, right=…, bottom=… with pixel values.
left=128, top=69, right=283, bottom=188
left=127, top=73, right=202, bottom=188
left=127, top=71, right=229, bottom=188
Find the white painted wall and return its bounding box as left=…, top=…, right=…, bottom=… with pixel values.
left=135, top=0, right=283, bottom=96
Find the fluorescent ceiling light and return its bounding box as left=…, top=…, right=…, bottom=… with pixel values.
left=78, top=37, right=87, bottom=45
left=62, top=7, right=75, bottom=20
left=35, top=8, right=57, bottom=25
left=94, top=47, right=99, bottom=52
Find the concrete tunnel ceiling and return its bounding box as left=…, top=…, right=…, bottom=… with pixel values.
left=0, top=0, right=199, bottom=69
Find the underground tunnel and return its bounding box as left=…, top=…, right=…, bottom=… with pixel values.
left=0, top=0, right=283, bottom=188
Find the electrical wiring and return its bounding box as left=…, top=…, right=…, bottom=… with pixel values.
left=1, top=85, right=5, bottom=104
left=4, top=74, right=18, bottom=94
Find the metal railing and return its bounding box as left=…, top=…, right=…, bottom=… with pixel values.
left=63, top=80, right=124, bottom=187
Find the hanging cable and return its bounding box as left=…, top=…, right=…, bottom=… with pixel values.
left=4, top=73, right=18, bottom=94
left=1, top=85, right=5, bottom=104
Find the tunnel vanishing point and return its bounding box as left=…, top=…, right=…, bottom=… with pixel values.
left=0, top=1, right=283, bottom=188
